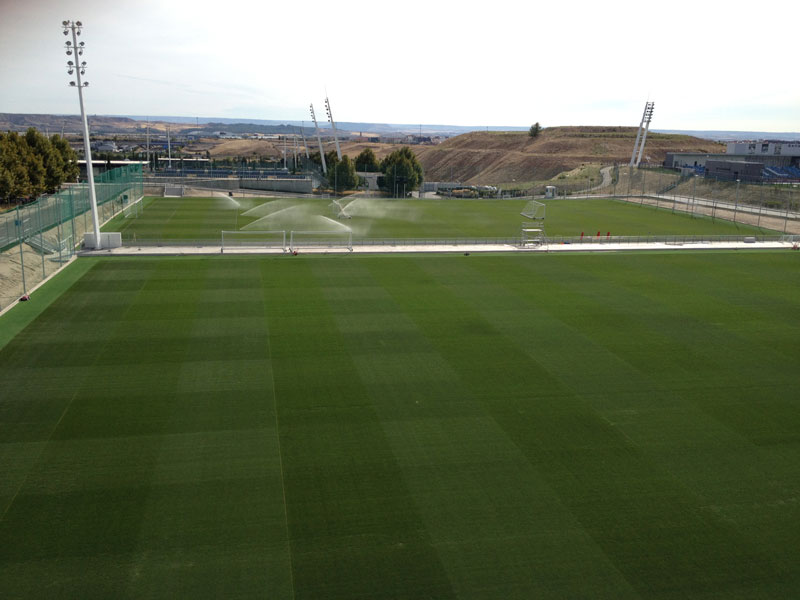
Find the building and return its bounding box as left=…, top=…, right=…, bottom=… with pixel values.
left=665, top=140, right=800, bottom=182
left=726, top=141, right=800, bottom=167
left=705, top=160, right=764, bottom=182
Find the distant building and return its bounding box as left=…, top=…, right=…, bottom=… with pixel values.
left=726, top=141, right=800, bottom=168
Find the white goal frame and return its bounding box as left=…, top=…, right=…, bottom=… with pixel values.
left=221, top=230, right=286, bottom=252
left=289, top=230, right=353, bottom=252
left=520, top=199, right=546, bottom=220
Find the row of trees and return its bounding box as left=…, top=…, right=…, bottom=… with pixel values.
left=309, top=146, right=424, bottom=194
left=0, top=129, right=79, bottom=203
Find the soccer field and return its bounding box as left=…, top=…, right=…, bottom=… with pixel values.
left=105, top=196, right=774, bottom=242
left=2, top=251, right=800, bottom=598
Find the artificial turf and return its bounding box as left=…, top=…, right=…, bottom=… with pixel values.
left=1, top=252, right=799, bottom=598
left=104, top=196, right=773, bottom=242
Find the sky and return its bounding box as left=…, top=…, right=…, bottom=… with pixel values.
left=1, top=0, right=798, bottom=132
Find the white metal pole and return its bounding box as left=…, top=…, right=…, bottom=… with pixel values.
left=300, top=121, right=310, bottom=159
left=310, top=104, right=327, bottom=175
left=146, top=119, right=150, bottom=171
left=325, top=97, right=342, bottom=161
left=67, top=21, right=102, bottom=249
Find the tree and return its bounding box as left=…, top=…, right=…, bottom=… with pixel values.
left=380, top=147, right=423, bottom=196
left=529, top=122, right=542, bottom=138
left=329, top=155, right=358, bottom=192
left=354, top=147, right=380, bottom=172
left=26, top=127, right=64, bottom=193
left=51, top=135, right=79, bottom=182
left=0, top=132, right=39, bottom=201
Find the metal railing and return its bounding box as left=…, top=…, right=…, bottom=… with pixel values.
left=117, top=233, right=788, bottom=251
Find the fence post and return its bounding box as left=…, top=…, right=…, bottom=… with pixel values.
left=757, top=184, right=763, bottom=229
left=16, top=206, right=27, bottom=296
left=785, top=195, right=790, bottom=234
left=69, top=187, right=76, bottom=251
left=641, top=169, right=646, bottom=201
left=37, top=202, right=46, bottom=277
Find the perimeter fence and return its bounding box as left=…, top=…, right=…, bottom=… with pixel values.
left=0, top=164, right=143, bottom=312
left=119, top=233, right=788, bottom=252
left=595, top=167, right=800, bottom=234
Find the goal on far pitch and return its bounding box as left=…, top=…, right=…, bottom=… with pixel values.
left=221, top=230, right=287, bottom=252
left=520, top=199, right=546, bottom=246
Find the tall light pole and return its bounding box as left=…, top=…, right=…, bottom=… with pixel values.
left=63, top=20, right=101, bottom=248
left=309, top=104, right=327, bottom=175
left=325, top=96, right=342, bottom=161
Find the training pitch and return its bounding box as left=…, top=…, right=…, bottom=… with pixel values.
left=1, top=251, right=799, bottom=598
left=105, top=195, right=774, bottom=242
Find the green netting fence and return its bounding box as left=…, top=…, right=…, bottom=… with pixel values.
left=1, top=164, right=143, bottom=312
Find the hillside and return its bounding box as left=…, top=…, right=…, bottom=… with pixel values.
left=408, top=127, right=725, bottom=184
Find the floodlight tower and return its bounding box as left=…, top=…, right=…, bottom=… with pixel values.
left=629, top=101, right=655, bottom=168
left=325, top=96, right=342, bottom=161
left=309, top=103, right=327, bottom=174
left=62, top=19, right=101, bottom=248
left=300, top=121, right=310, bottom=159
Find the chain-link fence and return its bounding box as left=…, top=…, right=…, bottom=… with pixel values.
left=565, top=166, right=800, bottom=234
left=0, top=164, right=143, bottom=312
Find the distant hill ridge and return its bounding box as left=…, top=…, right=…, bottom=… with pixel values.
left=3, top=113, right=797, bottom=142
left=409, top=126, right=726, bottom=184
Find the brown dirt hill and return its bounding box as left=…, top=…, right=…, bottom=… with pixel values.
left=410, top=127, right=725, bottom=184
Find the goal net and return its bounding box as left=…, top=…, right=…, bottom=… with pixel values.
left=164, top=184, right=184, bottom=197
left=290, top=230, right=353, bottom=252
left=520, top=199, right=546, bottom=220
left=122, top=194, right=143, bottom=219
left=221, top=230, right=286, bottom=252
left=521, top=227, right=546, bottom=246
left=330, top=197, right=353, bottom=219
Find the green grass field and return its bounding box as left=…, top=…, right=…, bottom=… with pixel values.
left=104, top=196, right=774, bottom=241
left=2, top=251, right=800, bottom=598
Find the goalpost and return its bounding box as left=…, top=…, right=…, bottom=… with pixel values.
left=330, top=197, right=352, bottom=219
left=164, top=184, right=184, bottom=197
left=122, top=194, right=144, bottom=219
left=221, top=230, right=286, bottom=252
left=521, top=199, right=546, bottom=220
left=289, top=230, right=353, bottom=252
left=520, top=199, right=546, bottom=246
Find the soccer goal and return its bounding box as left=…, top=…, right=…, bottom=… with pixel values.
left=520, top=199, right=546, bottom=220
left=221, top=230, right=287, bottom=252
left=330, top=197, right=353, bottom=219
left=289, top=230, right=353, bottom=252
left=521, top=227, right=546, bottom=246
left=122, top=194, right=143, bottom=219
left=164, top=184, right=184, bottom=197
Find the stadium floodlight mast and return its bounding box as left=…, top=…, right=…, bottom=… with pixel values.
left=629, top=101, right=655, bottom=168
left=63, top=19, right=102, bottom=249
left=309, top=103, right=327, bottom=175
left=324, top=96, right=342, bottom=161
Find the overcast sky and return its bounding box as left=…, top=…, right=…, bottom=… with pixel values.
left=1, top=0, right=798, bottom=132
